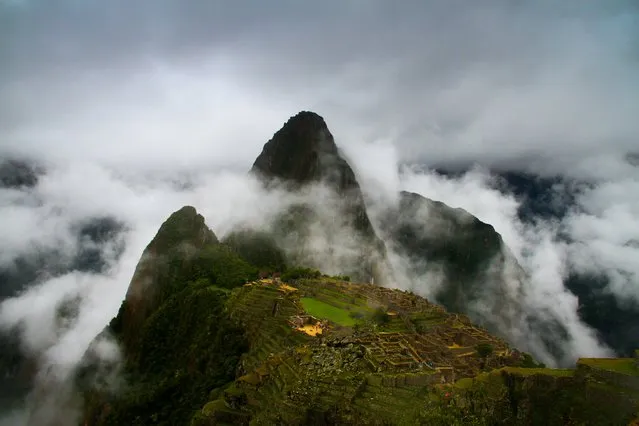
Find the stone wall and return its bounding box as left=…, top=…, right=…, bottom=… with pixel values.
left=367, top=371, right=439, bottom=387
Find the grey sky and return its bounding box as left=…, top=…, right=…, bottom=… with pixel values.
left=1, top=0, right=638, bottom=176
left=2, top=5, right=639, bottom=421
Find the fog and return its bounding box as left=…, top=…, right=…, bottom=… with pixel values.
left=1, top=0, right=638, bottom=424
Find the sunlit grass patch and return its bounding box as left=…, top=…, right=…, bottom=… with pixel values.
left=300, top=297, right=359, bottom=326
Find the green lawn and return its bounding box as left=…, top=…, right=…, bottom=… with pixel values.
left=579, top=358, right=639, bottom=376
left=300, top=297, right=360, bottom=326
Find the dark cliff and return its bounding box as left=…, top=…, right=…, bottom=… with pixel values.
left=249, top=111, right=389, bottom=283
left=114, top=206, right=219, bottom=357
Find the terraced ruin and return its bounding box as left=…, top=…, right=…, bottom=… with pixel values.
left=239, top=279, right=513, bottom=372
left=79, top=111, right=639, bottom=424
left=80, top=203, right=639, bottom=425
left=192, top=277, right=531, bottom=424
left=186, top=276, right=639, bottom=425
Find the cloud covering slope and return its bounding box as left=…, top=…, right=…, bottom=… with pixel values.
left=1, top=0, right=638, bottom=424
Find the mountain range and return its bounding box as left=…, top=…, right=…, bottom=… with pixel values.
left=1, top=112, right=638, bottom=425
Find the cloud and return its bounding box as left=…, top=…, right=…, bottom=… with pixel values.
left=565, top=178, right=639, bottom=302
left=2, top=1, right=638, bottom=178
left=0, top=161, right=394, bottom=424
left=1, top=0, right=638, bottom=422
left=349, top=157, right=614, bottom=365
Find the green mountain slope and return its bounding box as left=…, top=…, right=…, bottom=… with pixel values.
left=82, top=206, right=256, bottom=425
left=80, top=206, right=639, bottom=425
left=77, top=112, right=639, bottom=425
left=378, top=190, right=528, bottom=337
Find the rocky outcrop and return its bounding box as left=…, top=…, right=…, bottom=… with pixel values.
left=381, top=192, right=503, bottom=305
left=379, top=191, right=526, bottom=338
left=81, top=207, right=254, bottom=426
left=249, top=111, right=390, bottom=283
left=251, top=111, right=357, bottom=192
left=114, top=206, right=218, bottom=356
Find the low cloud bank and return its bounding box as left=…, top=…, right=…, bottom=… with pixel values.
left=1, top=132, right=636, bottom=423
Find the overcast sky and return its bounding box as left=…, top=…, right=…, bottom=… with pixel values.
left=1, top=2, right=639, bottom=422
left=2, top=0, right=638, bottom=176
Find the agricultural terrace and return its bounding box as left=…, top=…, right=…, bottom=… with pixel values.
left=291, top=278, right=514, bottom=378
left=300, top=297, right=368, bottom=327
left=579, top=358, right=639, bottom=376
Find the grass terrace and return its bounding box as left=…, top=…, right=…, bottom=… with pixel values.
left=579, top=358, right=639, bottom=376
left=300, top=297, right=361, bottom=326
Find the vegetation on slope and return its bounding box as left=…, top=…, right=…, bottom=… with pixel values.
left=222, top=228, right=286, bottom=274
left=383, top=192, right=504, bottom=314
left=85, top=286, right=247, bottom=426
left=578, top=357, right=639, bottom=376
left=82, top=206, right=257, bottom=425
left=300, top=297, right=361, bottom=327
left=82, top=204, right=639, bottom=426
left=438, top=366, right=639, bottom=425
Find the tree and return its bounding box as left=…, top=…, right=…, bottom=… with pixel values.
left=372, top=308, right=390, bottom=326
left=476, top=343, right=494, bottom=359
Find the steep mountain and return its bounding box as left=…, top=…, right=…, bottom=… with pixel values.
left=229, top=113, right=525, bottom=348
left=81, top=207, right=639, bottom=425
left=246, top=113, right=524, bottom=332
left=111, top=206, right=252, bottom=358
left=247, top=111, right=389, bottom=283
left=83, top=206, right=256, bottom=424
left=251, top=111, right=363, bottom=196
left=436, top=166, right=639, bottom=357
left=74, top=113, right=639, bottom=424
left=379, top=191, right=520, bottom=318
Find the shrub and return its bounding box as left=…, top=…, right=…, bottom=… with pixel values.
left=476, top=343, right=494, bottom=358
left=372, top=308, right=390, bottom=325
left=222, top=229, right=286, bottom=273
left=333, top=274, right=351, bottom=282
left=281, top=267, right=322, bottom=282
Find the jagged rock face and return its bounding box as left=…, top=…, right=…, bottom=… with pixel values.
left=250, top=111, right=389, bottom=282
left=386, top=191, right=503, bottom=279
left=251, top=111, right=355, bottom=191
left=380, top=191, right=523, bottom=330
left=251, top=111, right=377, bottom=235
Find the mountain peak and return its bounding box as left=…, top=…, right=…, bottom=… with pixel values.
left=146, top=205, right=217, bottom=253
left=251, top=111, right=350, bottom=189
left=114, top=205, right=218, bottom=356
left=249, top=112, right=390, bottom=282
left=285, top=110, right=330, bottom=130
